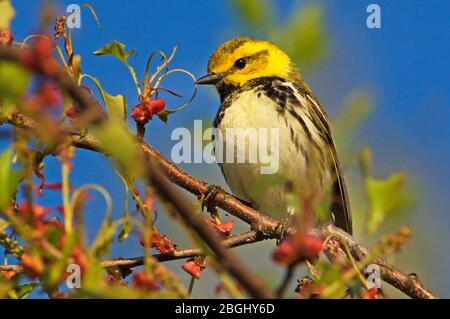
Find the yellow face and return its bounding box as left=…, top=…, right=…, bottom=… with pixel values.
left=204, top=37, right=300, bottom=87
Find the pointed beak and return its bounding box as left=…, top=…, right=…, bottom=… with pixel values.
left=195, top=73, right=225, bottom=85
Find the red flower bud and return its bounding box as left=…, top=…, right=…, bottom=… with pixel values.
left=18, top=203, right=49, bottom=220
left=38, top=83, right=60, bottom=107
left=181, top=258, right=205, bottom=279
left=30, top=37, right=59, bottom=75
left=139, top=232, right=174, bottom=254
left=146, top=98, right=165, bottom=115
left=205, top=218, right=234, bottom=237
left=72, top=245, right=88, bottom=274
left=363, top=288, right=381, bottom=299
left=20, top=253, right=45, bottom=278
left=272, top=235, right=323, bottom=266
left=65, top=105, right=81, bottom=119
left=132, top=271, right=160, bottom=292
left=0, top=30, right=13, bottom=46
left=131, top=98, right=165, bottom=124
left=1, top=270, right=16, bottom=279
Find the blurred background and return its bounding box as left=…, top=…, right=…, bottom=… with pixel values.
left=3, top=0, right=450, bottom=297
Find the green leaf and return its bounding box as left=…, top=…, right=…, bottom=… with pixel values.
left=93, top=41, right=140, bottom=95
left=89, top=219, right=120, bottom=257
left=274, top=4, right=328, bottom=69
left=103, top=92, right=127, bottom=121
left=231, top=0, right=272, bottom=30
left=359, top=147, right=372, bottom=177
left=0, top=149, right=22, bottom=211
left=93, top=40, right=136, bottom=65
left=94, top=121, right=138, bottom=175
left=0, top=61, right=30, bottom=114
left=0, top=218, right=9, bottom=231
left=0, top=0, right=15, bottom=29
left=333, top=91, right=374, bottom=151
left=81, top=74, right=127, bottom=121
left=157, top=109, right=175, bottom=124
left=118, top=219, right=132, bottom=242
left=8, top=282, right=39, bottom=299
left=365, top=172, right=408, bottom=234
left=72, top=54, right=82, bottom=82
left=315, top=262, right=347, bottom=298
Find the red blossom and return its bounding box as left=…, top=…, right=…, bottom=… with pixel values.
left=1, top=270, right=16, bottom=279
left=72, top=245, right=88, bottom=274
left=181, top=258, right=206, bottom=279
left=65, top=105, right=81, bottom=119
left=18, top=203, right=49, bottom=220
left=363, top=288, right=381, bottom=299
left=52, top=291, right=69, bottom=299
left=272, top=235, right=323, bottom=266
left=139, top=232, right=174, bottom=254
left=215, top=282, right=226, bottom=294
left=215, top=282, right=242, bottom=295
left=205, top=218, right=234, bottom=237
left=143, top=194, right=155, bottom=210
left=106, top=273, right=115, bottom=282
left=33, top=37, right=53, bottom=58
left=39, top=83, right=60, bottom=106
left=295, top=277, right=323, bottom=298
left=20, top=253, right=44, bottom=278
left=131, top=98, right=165, bottom=123
left=26, top=83, right=60, bottom=112
left=132, top=271, right=160, bottom=292
left=0, top=30, right=13, bottom=46
left=20, top=37, right=59, bottom=75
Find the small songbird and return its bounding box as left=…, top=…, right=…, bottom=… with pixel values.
left=196, top=37, right=352, bottom=234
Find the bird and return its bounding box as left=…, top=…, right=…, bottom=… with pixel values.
left=196, top=37, right=352, bottom=234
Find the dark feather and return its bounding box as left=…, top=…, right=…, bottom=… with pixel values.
left=304, top=93, right=353, bottom=234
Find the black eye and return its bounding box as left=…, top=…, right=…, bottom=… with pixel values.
left=234, top=58, right=246, bottom=69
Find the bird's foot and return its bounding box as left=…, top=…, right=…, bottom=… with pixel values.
left=200, top=184, right=223, bottom=216
left=276, top=216, right=291, bottom=245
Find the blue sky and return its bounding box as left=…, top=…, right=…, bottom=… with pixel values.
left=3, top=0, right=450, bottom=297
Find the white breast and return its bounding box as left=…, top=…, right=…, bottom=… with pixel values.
left=216, top=89, right=321, bottom=220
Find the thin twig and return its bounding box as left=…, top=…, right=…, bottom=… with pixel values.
left=275, top=266, right=294, bottom=298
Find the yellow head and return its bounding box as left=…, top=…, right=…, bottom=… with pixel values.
left=196, top=37, right=301, bottom=87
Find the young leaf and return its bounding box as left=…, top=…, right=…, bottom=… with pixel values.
left=365, top=173, right=408, bottom=234
left=8, top=282, right=39, bottom=299
left=156, top=109, right=175, bottom=124
left=0, top=61, right=30, bottom=112
left=0, top=0, right=15, bottom=30
left=118, top=219, right=132, bottom=242
left=72, top=54, right=82, bottom=82
left=274, top=4, right=328, bottom=69
left=333, top=91, right=374, bottom=154
left=80, top=74, right=127, bottom=121
left=231, top=0, right=272, bottom=30
left=93, top=40, right=136, bottom=65
left=0, top=149, right=22, bottom=211
left=93, top=41, right=140, bottom=95
left=0, top=218, right=9, bottom=231
left=89, top=219, right=120, bottom=257
left=103, top=92, right=127, bottom=121
left=94, top=121, right=138, bottom=175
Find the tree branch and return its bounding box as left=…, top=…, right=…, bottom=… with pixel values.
left=0, top=230, right=261, bottom=274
